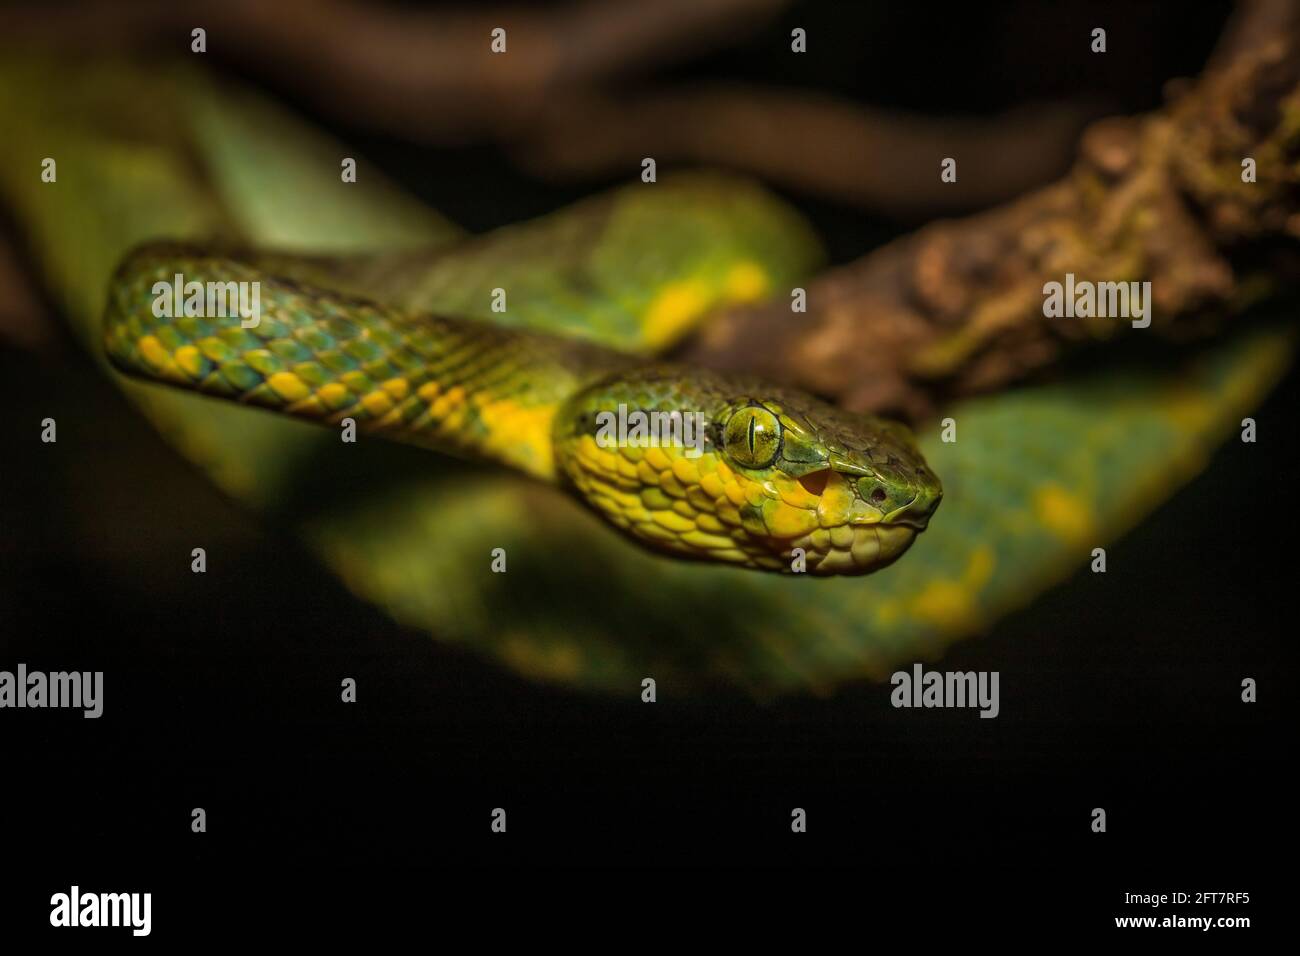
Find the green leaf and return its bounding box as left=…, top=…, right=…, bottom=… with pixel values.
left=310, top=324, right=1293, bottom=695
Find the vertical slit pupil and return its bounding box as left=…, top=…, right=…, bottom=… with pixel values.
left=747, top=414, right=756, bottom=454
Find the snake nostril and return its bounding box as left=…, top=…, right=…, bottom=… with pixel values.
left=869, top=487, right=887, bottom=504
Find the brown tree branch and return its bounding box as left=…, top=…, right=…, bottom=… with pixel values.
left=682, top=2, right=1300, bottom=419
left=0, top=0, right=788, bottom=143
left=1, top=0, right=1099, bottom=212
left=518, top=87, right=1105, bottom=218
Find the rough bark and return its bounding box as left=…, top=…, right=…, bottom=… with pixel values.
left=683, top=0, right=1300, bottom=419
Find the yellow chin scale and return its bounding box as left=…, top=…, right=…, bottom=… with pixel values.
left=559, top=433, right=913, bottom=574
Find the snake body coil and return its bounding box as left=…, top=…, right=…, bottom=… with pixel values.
left=105, top=244, right=941, bottom=574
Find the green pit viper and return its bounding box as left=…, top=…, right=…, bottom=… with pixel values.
left=102, top=242, right=942, bottom=576
left=1, top=56, right=1292, bottom=693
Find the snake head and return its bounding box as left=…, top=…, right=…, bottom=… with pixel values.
left=555, top=367, right=941, bottom=575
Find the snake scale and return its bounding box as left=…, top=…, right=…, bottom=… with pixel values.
left=104, top=243, right=941, bottom=575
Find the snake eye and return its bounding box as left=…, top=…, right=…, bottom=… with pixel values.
left=723, top=405, right=781, bottom=468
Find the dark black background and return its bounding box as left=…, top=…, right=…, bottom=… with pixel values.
left=0, top=0, right=1289, bottom=932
